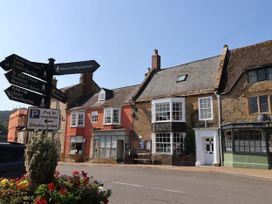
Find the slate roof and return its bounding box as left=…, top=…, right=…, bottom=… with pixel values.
left=136, top=56, right=221, bottom=102
left=221, top=40, right=272, bottom=94
left=71, top=84, right=140, bottom=110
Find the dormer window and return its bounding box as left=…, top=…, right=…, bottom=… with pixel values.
left=177, top=74, right=187, bottom=82
left=248, top=67, right=272, bottom=83
left=98, top=90, right=106, bottom=101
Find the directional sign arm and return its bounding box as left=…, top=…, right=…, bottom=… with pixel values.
left=53, top=60, right=100, bottom=75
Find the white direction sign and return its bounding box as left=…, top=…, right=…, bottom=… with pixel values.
left=27, top=107, right=60, bottom=130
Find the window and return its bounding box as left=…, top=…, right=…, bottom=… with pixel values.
left=155, top=102, right=170, bottom=121
left=91, top=111, right=98, bottom=123
left=233, top=130, right=266, bottom=153
left=98, top=90, right=105, bottom=101
left=154, top=132, right=185, bottom=154
left=249, top=95, right=272, bottom=114
left=70, top=136, right=84, bottom=155
left=155, top=133, right=171, bottom=153
left=103, top=108, right=120, bottom=125
left=70, top=112, right=85, bottom=127
left=152, top=98, right=185, bottom=123
left=224, top=131, right=233, bottom=152
left=177, top=74, right=187, bottom=82
left=248, top=71, right=257, bottom=83
left=198, top=96, right=213, bottom=120
left=248, top=67, right=272, bottom=83
left=172, top=102, right=183, bottom=120
left=249, top=96, right=258, bottom=113
left=173, top=133, right=184, bottom=154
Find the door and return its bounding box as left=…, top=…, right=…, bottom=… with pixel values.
left=204, top=137, right=214, bottom=165
left=117, top=140, right=124, bottom=163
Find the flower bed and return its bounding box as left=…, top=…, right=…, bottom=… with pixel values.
left=0, top=171, right=111, bottom=204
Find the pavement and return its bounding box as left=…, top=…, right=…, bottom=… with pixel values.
left=58, top=161, right=272, bottom=181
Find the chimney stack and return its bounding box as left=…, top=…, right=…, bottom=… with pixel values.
left=152, top=49, right=161, bottom=70
left=80, top=73, right=93, bottom=96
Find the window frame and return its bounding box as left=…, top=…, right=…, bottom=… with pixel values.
left=70, top=136, right=84, bottom=155
left=247, top=66, right=272, bottom=83
left=248, top=95, right=272, bottom=114
left=153, top=132, right=186, bottom=155
left=98, top=90, right=106, bottom=101
left=198, top=96, right=213, bottom=121
left=103, top=107, right=121, bottom=125
left=151, top=98, right=185, bottom=123
left=91, top=111, right=98, bottom=123
left=70, top=111, right=85, bottom=127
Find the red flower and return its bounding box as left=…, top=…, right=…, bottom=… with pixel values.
left=58, top=187, right=67, bottom=195
left=72, top=170, right=80, bottom=176
left=47, top=182, right=55, bottom=192
left=81, top=171, right=88, bottom=177
left=35, top=197, right=48, bottom=204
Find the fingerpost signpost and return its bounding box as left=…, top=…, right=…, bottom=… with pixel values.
left=0, top=54, right=100, bottom=130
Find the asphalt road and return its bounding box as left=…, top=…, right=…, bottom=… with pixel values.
left=57, top=164, right=272, bottom=204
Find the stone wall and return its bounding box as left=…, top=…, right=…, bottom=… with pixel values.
left=221, top=74, right=272, bottom=123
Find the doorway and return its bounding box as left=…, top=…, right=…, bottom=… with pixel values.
left=117, top=140, right=124, bottom=163
left=204, top=137, right=214, bottom=165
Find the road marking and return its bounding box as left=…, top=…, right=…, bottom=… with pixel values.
left=114, top=182, right=185, bottom=194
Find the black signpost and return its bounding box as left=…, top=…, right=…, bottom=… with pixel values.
left=0, top=54, right=100, bottom=109
left=5, top=85, right=45, bottom=107
left=53, top=60, right=100, bottom=75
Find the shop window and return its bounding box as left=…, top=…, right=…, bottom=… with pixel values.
left=198, top=96, right=213, bottom=120
left=224, top=131, right=233, bottom=152
left=233, top=130, right=266, bottom=153
left=70, top=136, right=84, bottom=155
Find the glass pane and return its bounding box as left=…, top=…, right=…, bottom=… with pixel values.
left=260, top=95, right=268, bottom=112
left=248, top=71, right=257, bottom=83
left=249, top=97, right=258, bottom=113
left=257, top=69, right=266, bottom=81
left=267, top=68, right=272, bottom=80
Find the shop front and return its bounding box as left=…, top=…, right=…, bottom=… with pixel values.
left=92, top=129, right=130, bottom=163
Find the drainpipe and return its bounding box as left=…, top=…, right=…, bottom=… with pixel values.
left=215, top=91, right=223, bottom=166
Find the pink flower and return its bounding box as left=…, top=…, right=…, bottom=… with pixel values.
left=72, top=170, right=80, bottom=176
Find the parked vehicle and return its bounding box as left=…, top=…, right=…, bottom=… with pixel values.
left=0, top=142, right=25, bottom=178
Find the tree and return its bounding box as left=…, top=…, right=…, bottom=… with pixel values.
left=25, top=131, right=60, bottom=190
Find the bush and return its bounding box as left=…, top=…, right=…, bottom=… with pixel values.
left=0, top=171, right=111, bottom=204
left=25, top=131, right=60, bottom=189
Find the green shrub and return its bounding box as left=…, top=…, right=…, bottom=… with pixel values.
left=25, top=131, right=60, bottom=189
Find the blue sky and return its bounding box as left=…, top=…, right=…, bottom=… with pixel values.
left=0, top=0, right=272, bottom=110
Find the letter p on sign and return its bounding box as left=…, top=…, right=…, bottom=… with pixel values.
left=30, top=109, right=40, bottom=118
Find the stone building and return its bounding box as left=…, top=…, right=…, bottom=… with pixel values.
left=218, top=40, right=272, bottom=169
left=132, top=49, right=224, bottom=166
